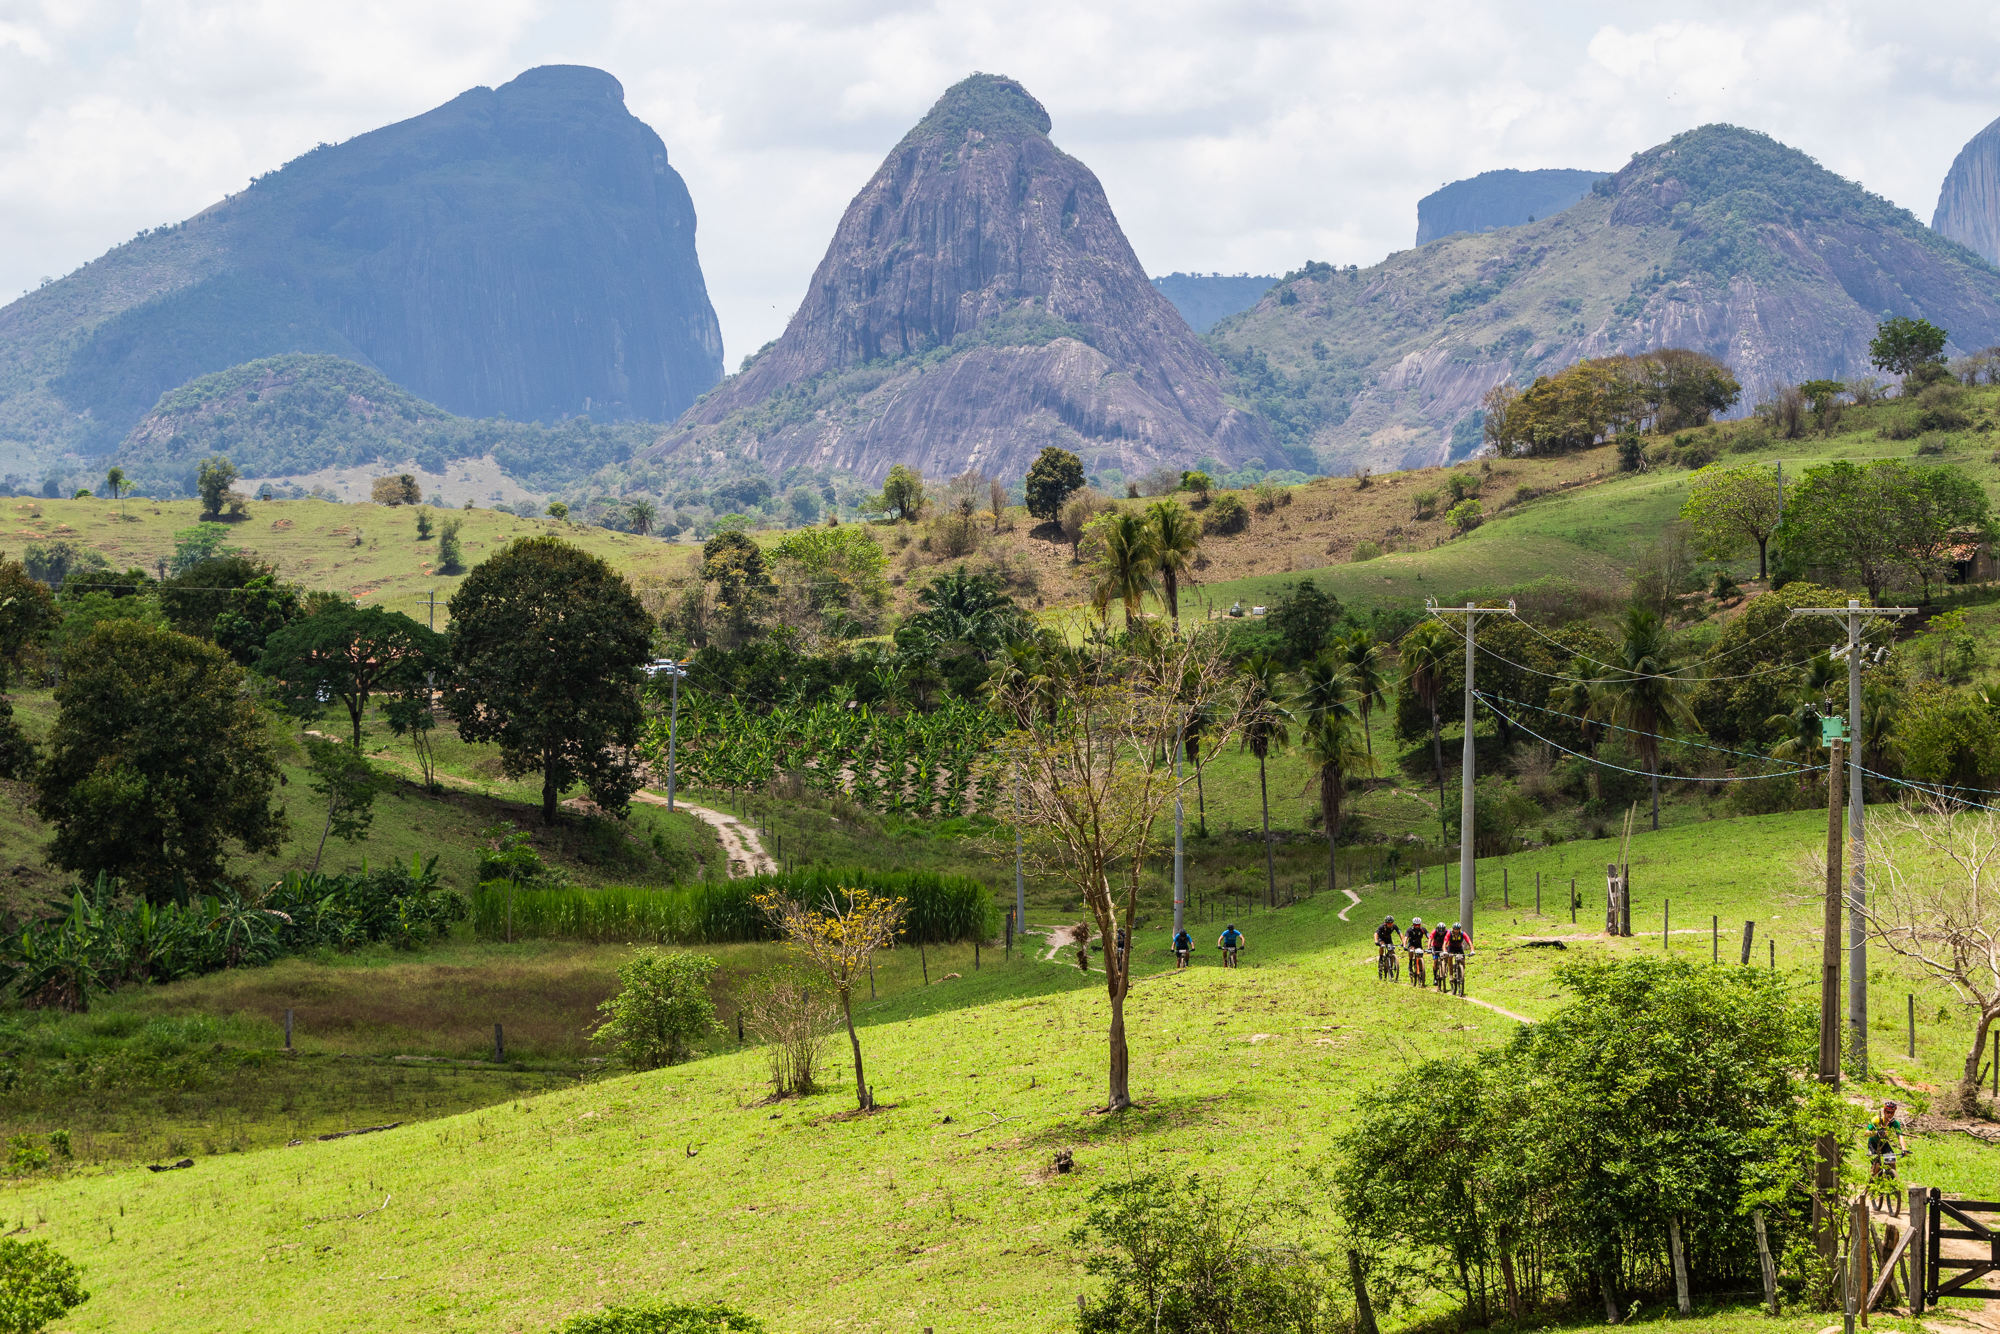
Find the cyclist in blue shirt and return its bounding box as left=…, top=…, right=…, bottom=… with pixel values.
left=1171, top=928, right=1193, bottom=970
left=1218, top=924, right=1245, bottom=968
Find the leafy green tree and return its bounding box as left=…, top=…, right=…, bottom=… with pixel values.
left=772, top=525, right=888, bottom=637
left=1894, top=683, right=2000, bottom=796
left=1088, top=510, right=1157, bottom=631
left=1235, top=653, right=1293, bottom=908
left=1337, top=629, right=1387, bottom=762
left=34, top=620, right=286, bottom=902
left=1902, top=464, right=1994, bottom=600
left=1589, top=606, right=1700, bottom=830
left=258, top=605, right=444, bottom=747
left=0, top=1237, right=89, bottom=1334
left=160, top=555, right=302, bottom=665
left=591, top=949, right=721, bottom=1069
left=880, top=463, right=925, bottom=521
left=1870, top=315, right=1949, bottom=381
left=1145, top=500, right=1202, bottom=629
left=1398, top=619, right=1455, bottom=830
left=1445, top=497, right=1483, bottom=533
left=436, top=516, right=465, bottom=573
left=1024, top=446, right=1085, bottom=522
left=1682, top=463, right=1784, bottom=579
left=21, top=541, right=106, bottom=590
left=168, top=522, right=236, bottom=574
left=445, top=536, right=652, bottom=824
left=894, top=566, right=1027, bottom=663
left=195, top=455, right=240, bottom=521
left=1299, top=677, right=1371, bottom=888
left=1689, top=582, right=1849, bottom=745
left=546, top=500, right=570, bottom=522
left=0, top=557, right=57, bottom=781
left=301, top=736, right=384, bottom=874
left=627, top=498, right=657, bottom=535
left=1267, top=578, right=1341, bottom=665
left=103, top=465, right=125, bottom=507
left=701, top=530, right=776, bottom=645
left=1779, top=459, right=1987, bottom=603
left=414, top=508, right=435, bottom=540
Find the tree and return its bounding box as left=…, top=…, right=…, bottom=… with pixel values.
left=1779, top=460, right=1986, bottom=603
left=997, top=630, right=1240, bottom=1111
left=414, top=508, right=435, bottom=540
left=773, top=525, right=888, bottom=639
left=701, top=530, right=776, bottom=645
left=1589, top=607, right=1700, bottom=830
left=895, top=566, right=1028, bottom=664
left=1145, top=500, right=1202, bottom=629
left=195, top=456, right=241, bottom=521
left=757, top=886, right=906, bottom=1110
left=370, top=474, right=421, bottom=506
left=0, top=1238, right=89, bottom=1334
left=628, top=498, right=657, bottom=536
left=301, top=735, right=383, bottom=873
left=436, top=516, right=465, bottom=573
left=1446, top=498, right=1483, bottom=533
left=1025, top=446, right=1085, bottom=522
left=1338, top=629, right=1387, bottom=762
left=881, top=464, right=925, bottom=522
left=1235, top=654, right=1293, bottom=909
left=258, top=605, right=444, bottom=748
left=445, top=536, right=652, bottom=824
left=1399, top=619, right=1455, bottom=840
left=34, top=620, right=286, bottom=901
left=1901, top=464, right=1994, bottom=600
left=1299, top=675, right=1371, bottom=891
left=0, top=557, right=57, bottom=781
left=160, top=555, right=302, bottom=665
left=590, top=950, right=721, bottom=1069
left=988, top=478, right=1007, bottom=532
left=102, top=466, right=126, bottom=518
left=1861, top=800, right=2000, bottom=1115
left=1089, top=511, right=1158, bottom=632
left=1682, top=464, right=1784, bottom=579
left=1870, top=316, right=1949, bottom=382
left=546, top=500, right=569, bottom=522
left=1268, top=578, right=1341, bottom=665
left=21, top=541, right=106, bottom=591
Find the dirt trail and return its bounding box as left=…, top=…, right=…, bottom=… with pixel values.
left=633, top=792, right=775, bottom=878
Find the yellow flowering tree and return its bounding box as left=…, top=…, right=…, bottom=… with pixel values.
left=757, top=886, right=907, bottom=1111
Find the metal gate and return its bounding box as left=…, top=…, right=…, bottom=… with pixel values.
left=1916, top=1188, right=2000, bottom=1308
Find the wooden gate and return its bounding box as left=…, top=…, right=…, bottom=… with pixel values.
left=1914, top=1188, right=2000, bottom=1309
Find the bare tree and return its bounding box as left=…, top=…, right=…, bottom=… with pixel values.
left=757, top=886, right=907, bottom=1111
left=742, top=968, right=837, bottom=1098
left=989, top=478, right=1007, bottom=533
left=1861, top=799, right=2000, bottom=1115
left=994, top=626, right=1241, bottom=1111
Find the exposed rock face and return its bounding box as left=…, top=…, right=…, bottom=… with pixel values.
left=657, top=74, right=1274, bottom=484
left=0, top=65, right=721, bottom=470
left=1150, top=274, right=1280, bottom=333
left=1933, top=115, right=2000, bottom=267
left=1415, top=168, right=1606, bottom=245
left=1215, top=125, right=2000, bottom=476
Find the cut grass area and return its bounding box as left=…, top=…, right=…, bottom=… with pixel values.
left=4, top=807, right=1994, bottom=1332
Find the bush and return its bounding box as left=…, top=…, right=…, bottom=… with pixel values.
left=1444, top=470, right=1480, bottom=501
left=592, top=950, right=721, bottom=1069
left=1201, top=494, right=1248, bottom=535
left=0, top=1238, right=89, bottom=1333
left=1349, top=540, right=1381, bottom=563
left=436, top=517, right=465, bottom=573
left=1445, top=498, right=1483, bottom=533
left=1411, top=489, right=1440, bottom=520
left=552, top=1303, right=762, bottom=1334
left=742, top=969, right=836, bottom=1097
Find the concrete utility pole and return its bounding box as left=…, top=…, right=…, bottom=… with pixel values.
left=1792, top=599, right=1914, bottom=1080
left=645, top=659, right=687, bottom=811
left=1428, top=600, right=1516, bottom=937
left=1816, top=723, right=1845, bottom=1264
left=1014, top=759, right=1027, bottom=938
left=1173, top=742, right=1186, bottom=936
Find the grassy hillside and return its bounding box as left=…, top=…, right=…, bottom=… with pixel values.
left=4, top=810, right=1994, bottom=1333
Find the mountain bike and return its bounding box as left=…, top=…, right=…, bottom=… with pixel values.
left=1445, top=952, right=1467, bottom=997
left=1866, top=1147, right=1908, bottom=1215
left=1377, top=943, right=1400, bottom=982
left=1406, top=948, right=1426, bottom=989
left=1431, top=950, right=1449, bottom=993
left=1219, top=945, right=1241, bottom=969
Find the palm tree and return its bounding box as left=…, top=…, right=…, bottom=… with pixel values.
left=1399, top=620, right=1455, bottom=845
left=1300, top=708, right=1373, bottom=893
left=1560, top=664, right=1604, bottom=803
left=1589, top=606, right=1701, bottom=830
left=1338, top=629, right=1387, bottom=762
left=1089, top=511, right=1157, bottom=632
left=1236, top=653, right=1294, bottom=908
left=1764, top=653, right=1842, bottom=795
left=104, top=466, right=125, bottom=517
left=1146, top=500, right=1202, bottom=630
left=627, top=498, right=656, bottom=535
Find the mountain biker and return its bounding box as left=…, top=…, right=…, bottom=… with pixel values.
left=1404, top=917, right=1428, bottom=983
left=1172, top=927, right=1193, bottom=970
left=1867, top=1100, right=1907, bottom=1174
left=1218, top=924, right=1244, bottom=968
left=1428, top=920, right=1450, bottom=988
left=1443, top=921, right=1472, bottom=990
left=1373, top=915, right=1400, bottom=979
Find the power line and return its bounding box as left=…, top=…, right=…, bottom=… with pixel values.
left=1472, top=692, right=1828, bottom=783
left=1478, top=689, right=1826, bottom=771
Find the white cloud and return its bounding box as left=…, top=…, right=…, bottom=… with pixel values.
left=3, top=0, right=2000, bottom=367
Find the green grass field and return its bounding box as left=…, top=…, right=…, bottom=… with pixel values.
left=4, top=807, right=1994, bottom=1333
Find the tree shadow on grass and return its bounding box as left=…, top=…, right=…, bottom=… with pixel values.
left=1016, top=1089, right=1244, bottom=1150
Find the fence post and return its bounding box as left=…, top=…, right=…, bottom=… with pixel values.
left=1908, top=1187, right=1928, bottom=1314
left=1605, top=863, right=1619, bottom=935
left=494, top=1023, right=504, bottom=1063
left=284, top=1008, right=293, bottom=1051
left=1669, top=1215, right=1691, bottom=1316
left=1663, top=897, right=1670, bottom=950
left=1570, top=876, right=1577, bottom=924
left=1416, top=865, right=1422, bottom=896
left=1006, top=909, right=1013, bottom=960
left=1770, top=938, right=1775, bottom=969
left=1536, top=871, right=1542, bottom=915
left=736, top=1011, right=744, bottom=1044
left=1712, top=915, right=1718, bottom=962
left=1503, top=866, right=1509, bottom=907
left=1754, top=1209, right=1779, bottom=1315
left=975, top=936, right=980, bottom=970
left=1908, top=994, right=1915, bottom=1058
left=1741, top=920, right=1755, bottom=965
left=1621, top=863, right=1633, bottom=936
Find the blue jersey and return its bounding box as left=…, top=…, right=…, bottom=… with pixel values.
left=1172, top=932, right=1192, bottom=952
left=1220, top=929, right=1243, bottom=948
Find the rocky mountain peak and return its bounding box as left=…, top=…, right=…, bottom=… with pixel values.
left=1933, top=115, right=2000, bottom=268
left=905, top=73, right=1053, bottom=145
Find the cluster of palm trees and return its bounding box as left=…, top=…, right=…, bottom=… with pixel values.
left=1088, top=501, right=1204, bottom=630
left=1234, top=630, right=1389, bottom=905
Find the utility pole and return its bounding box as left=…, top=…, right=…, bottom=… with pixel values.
left=1816, top=721, right=1845, bottom=1265
left=1428, top=600, right=1515, bottom=937
left=1014, top=758, right=1027, bottom=939
left=645, top=659, right=687, bottom=810
left=423, top=588, right=439, bottom=631
left=1173, top=736, right=1186, bottom=934
left=1793, top=599, right=1914, bottom=1080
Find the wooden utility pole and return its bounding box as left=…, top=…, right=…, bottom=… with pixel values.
left=1816, top=729, right=1846, bottom=1265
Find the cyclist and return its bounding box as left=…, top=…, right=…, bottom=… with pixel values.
left=1218, top=923, right=1245, bottom=968
left=1171, top=927, right=1193, bottom=971
left=1374, top=915, right=1400, bottom=979
left=1866, top=1100, right=1907, bottom=1178
left=1429, top=920, right=1450, bottom=991
left=1443, top=921, right=1473, bottom=992
left=1404, top=917, right=1428, bottom=987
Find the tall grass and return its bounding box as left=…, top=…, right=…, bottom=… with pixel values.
left=470, top=868, right=999, bottom=945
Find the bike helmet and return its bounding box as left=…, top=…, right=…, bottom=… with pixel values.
left=1383, top=914, right=1396, bottom=923
left=1452, top=921, right=1462, bottom=928
left=1227, top=923, right=1237, bottom=930
left=1411, top=916, right=1423, bottom=925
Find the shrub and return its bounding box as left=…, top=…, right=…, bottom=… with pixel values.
left=436, top=517, right=465, bottom=573
left=1411, top=489, right=1440, bottom=520
left=1251, top=480, right=1289, bottom=514
left=0, top=1238, right=89, bottom=1333
left=1616, top=430, right=1645, bottom=472
left=552, top=1303, right=763, bottom=1334
left=415, top=508, right=435, bottom=540
left=1445, top=498, right=1483, bottom=533
left=1915, top=435, right=1948, bottom=456
left=1444, top=470, right=1480, bottom=501
left=1349, top=540, right=1381, bottom=563
left=742, top=969, right=836, bottom=1097
left=592, top=950, right=721, bottom=1069
left=1201, top=494, right=1248, bottom=535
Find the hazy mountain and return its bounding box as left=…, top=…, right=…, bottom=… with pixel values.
left=1933, top=114, right=2000, bottom=268
left=1214, top=124, right=2000, bottom=475
left=651, top=74, right=1277, bottom=485
left=0, top=65, right=721, bottom=481
left=1150, top=273, right=1280, bottom=333
left=1415, top=168, right=1606, bottom=245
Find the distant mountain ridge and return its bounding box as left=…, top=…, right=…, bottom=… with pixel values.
left=0, top=65, right=720, bottom=480
left=1415, top=168, right=1607, bottom=245
left=1934, top=114, right=2000, bottom=268
left=1213, top=124, right=2000, bottom=476
left=1150, top=274, right=1279, bottom=333
left=649, top=74, right=1278, bottom=485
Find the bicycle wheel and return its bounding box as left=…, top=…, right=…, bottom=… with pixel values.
left=1451, top=958, right=1465, bottom=997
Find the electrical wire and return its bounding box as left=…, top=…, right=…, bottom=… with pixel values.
left=1455, top=624, right=1832, bottom=686
left=1472, top=692, right=1827, bottom=783
left=1477, top=689, right=1826, bottom=770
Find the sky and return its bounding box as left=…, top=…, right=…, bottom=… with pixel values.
left=4, top=1, right=2000, bottom=367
